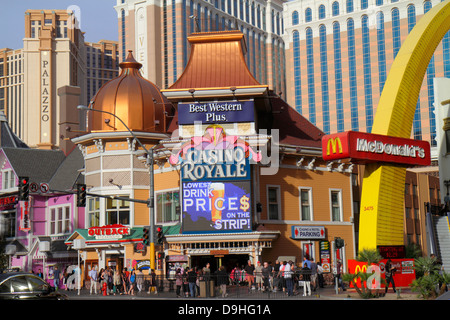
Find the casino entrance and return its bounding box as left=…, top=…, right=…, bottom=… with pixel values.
left=191, top=254, right=249, bottom=273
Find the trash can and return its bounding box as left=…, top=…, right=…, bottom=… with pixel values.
left=199, top=280, right=215, bottom=297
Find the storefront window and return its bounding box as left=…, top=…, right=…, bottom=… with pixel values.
left=87, top=197, right=100, bottom=227
left=49, top=205, right=71, bottom=235
left=156, top=190, right=180, bottom=223
left=1, top=211, right=15, bottom=238
left=106, top=197, right=130, bottom=226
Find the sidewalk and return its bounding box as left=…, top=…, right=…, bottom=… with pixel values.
left=63, top=285, right=421, bottom=300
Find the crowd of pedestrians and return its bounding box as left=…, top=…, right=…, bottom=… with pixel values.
left=170, top=256, right=326, bottom=298
left=87, top=266, right=159, bottom=296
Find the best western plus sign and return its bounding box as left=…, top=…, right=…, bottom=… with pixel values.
left=322, top=131, right=431, bottom=167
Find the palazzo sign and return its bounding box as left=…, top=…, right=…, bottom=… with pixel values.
left=322, top=131, right=431, bottom=166
left=40, top=51, right=51, bottom=144
left=169, top=125, right=261, bottom=234
left=178, top=100, right=255, bottom=125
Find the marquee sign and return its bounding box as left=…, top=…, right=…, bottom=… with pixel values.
left=322, top=131, right=431, bottom=166
left=88, top=224, right=131, bottom=240
left=178, top=100, right=255, bottom=125
left=170, top=125, right=260, bottom=234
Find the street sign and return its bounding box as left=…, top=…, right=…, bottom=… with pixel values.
left=39, top=183, right=49, bottom=194
left=30, top=182, right=39, bottom=193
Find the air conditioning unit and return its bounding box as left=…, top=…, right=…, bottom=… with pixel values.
left=39, top=241, right=50, bottom=252
left=73, top=239, right=86, bottom=250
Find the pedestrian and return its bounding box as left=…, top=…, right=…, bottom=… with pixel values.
left=231, top=264, right=241, bottom=286
left=128, top=269, right=136, bottom=295
left=301, top=263, right=311, bottom=296
left=121, top=268, right=129, bottom=294
left=182, top=268, right=189, bottom=297
left=53, top=266, right=61, bottom=290
left=284, top=261, right=294, bottom=296
left=273, top=260, right=280, bottom=292
left=175, top=268, right=183, bottom=298
left=216, top=266, right=229, bottom=297
left=187, top=267, right=197, bottom=297
left=279, top=261, right=286, bottom=292
left=107, top=269, right=114, bottom=294
left=255, top=261, right=263, bottom=290
left=317, top=262, right=324, bottom=288
left=89, top=266, right=98, bottom=294
left=336, top=260, right=346, bottom=292
left=113, top=269, right=121, bottom=295
left=136, top=269, right=144, bottom=293
left=310, top=260, right=317, bottom=292
left=244, top=260, right=255, bottom=291
left=37, top=269, right=43, bottom=278
left=385, top=259, right=397, bottom=293
left=261, top=262, right=271, bottom=292
left=303, top=255, right=311, bottom=269
left=147, top=269, right=158, bottom=294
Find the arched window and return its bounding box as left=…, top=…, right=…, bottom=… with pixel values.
left=319, top=4, right=326, bottom=19
left=346, top=0, right=354, bottom=13
left=293, top=30, right=302, bottom=113
left=332, top=2, right=339, bottom=16
left=292, top=10, right=299, bottom=25
left=305, top=8, right=312, bottom=22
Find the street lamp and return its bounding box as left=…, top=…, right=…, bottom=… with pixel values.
left=77, top=105, right=158, bottom=270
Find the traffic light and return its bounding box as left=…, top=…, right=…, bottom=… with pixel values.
left=335, top=237, right=345, bottom=249
left=18, top=177, right=29, bottom=201
left=156, top=225, right=164, bottom=245
left=143, top=226, right=150, bottom=246
left=76, top=184, right=86, bottom=207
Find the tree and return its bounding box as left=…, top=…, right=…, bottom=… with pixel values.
left=343, top=248, right=384, bottom=299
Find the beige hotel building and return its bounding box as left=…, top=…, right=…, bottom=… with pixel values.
left=0, top=10, right=118, bottom=153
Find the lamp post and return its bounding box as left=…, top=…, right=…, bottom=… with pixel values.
left=77, top=105, right=158, bottom=270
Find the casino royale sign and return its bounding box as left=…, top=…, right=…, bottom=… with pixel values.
left=178, top=100, right=255, bottom=125
left=181, top=148, right=250, bottom=181
left=322, top=131, right=431, bottom=166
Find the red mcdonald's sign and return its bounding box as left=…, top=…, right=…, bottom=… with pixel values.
left=322, top=131, right=431, bottom=166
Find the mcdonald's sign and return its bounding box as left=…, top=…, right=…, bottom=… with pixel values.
left=322, top=131, right=430, bottom=166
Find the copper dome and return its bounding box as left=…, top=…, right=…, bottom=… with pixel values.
left=87, top=51, right=172, bottom=133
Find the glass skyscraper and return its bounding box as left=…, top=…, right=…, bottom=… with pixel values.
left=283, top=0, right=449, bottom=152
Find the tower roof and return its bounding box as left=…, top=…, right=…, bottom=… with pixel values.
left=168, top=31, right=262, bottom=90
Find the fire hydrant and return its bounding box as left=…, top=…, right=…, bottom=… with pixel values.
left=102, top=282, right=107, bottom=296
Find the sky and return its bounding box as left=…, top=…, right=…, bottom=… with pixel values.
left=0, top=0, right=118, bottom=50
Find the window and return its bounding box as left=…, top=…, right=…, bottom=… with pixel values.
left=305, top=8, right=312, bottom=22
left=293, top=30, right=302, bottom=114
left=2, top=170, right=15, bottom=190
left=347, top=18, right=359, bottom=131
left=319, top=5, right=326, bottom=19
left=300, top=188, right=312, bottom=221
left=87, top=197, right=100, bottom=227
left=156, top=190, right=180, bottom=223
left=332, top=2, right=339, bottom=16
left=292, top=11, right=299, bottom=25
left=49, top=205, right=71, bottom=235
left=106, top=197, right=130, bottom=225
left=330, top=190, right=342, bottom=221
left=267, top=186, right=281, bottom=220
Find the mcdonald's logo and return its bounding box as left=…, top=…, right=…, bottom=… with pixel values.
left=326, top=137, right=343, bottom=155
left=354, top=264, right=368, bottom=274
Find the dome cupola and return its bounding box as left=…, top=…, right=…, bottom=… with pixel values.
left=87, top=51, right=172, bottom=133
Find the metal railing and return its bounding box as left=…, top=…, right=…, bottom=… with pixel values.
left=91, top=271, right=336, bottom=299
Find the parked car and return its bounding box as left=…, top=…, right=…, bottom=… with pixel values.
left=0, top=272, right=68, bottom=300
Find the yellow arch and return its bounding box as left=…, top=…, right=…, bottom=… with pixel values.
left=359, top=0, right=450, bottom=250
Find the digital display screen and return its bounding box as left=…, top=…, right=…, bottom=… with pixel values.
left=181, top=180, right=252, bottom=233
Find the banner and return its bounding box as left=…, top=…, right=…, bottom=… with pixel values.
left=347, top=259, right=416, bottom=288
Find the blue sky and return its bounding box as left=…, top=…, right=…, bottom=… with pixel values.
left=0, top=0, right=118, bottom=49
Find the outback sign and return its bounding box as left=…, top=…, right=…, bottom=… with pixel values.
left=321, top=131, right=431, bottom=166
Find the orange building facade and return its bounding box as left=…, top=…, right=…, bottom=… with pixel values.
left=66, top=31, right=355, bottom=284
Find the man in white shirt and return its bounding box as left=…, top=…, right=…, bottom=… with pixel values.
left=283, top=261, right=293, bottom=296
left=89, top=266, right=98, bottom=294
